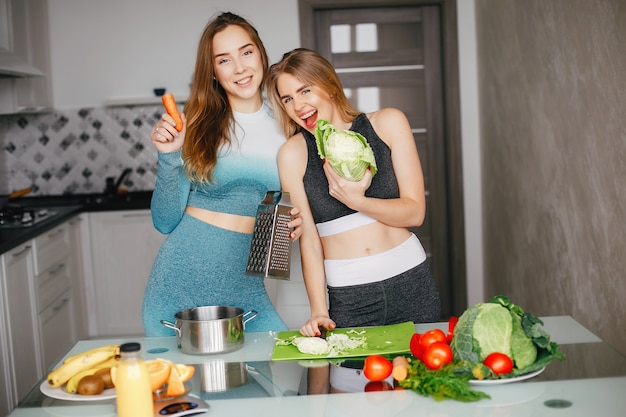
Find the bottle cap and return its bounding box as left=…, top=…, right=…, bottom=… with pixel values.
left=120, top=342, right=141, bottom=352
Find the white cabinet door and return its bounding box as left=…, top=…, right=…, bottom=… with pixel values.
left=0, top=256, right=13, bottom=417
left=0, top=0, right=52, bottom=114
left=39, top=288, right=73, bottom=372
left=87, top=210, right=165, bottom=337
left=0, top=241, right=42, bottom=405
left=67, top=214, right=88, bottom=340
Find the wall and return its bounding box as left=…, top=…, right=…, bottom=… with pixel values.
left=0, top=105, right=161, bottom=194
left=476, top=0, right=626, bottom=354
left=456, top=0, right=483, bottom=307
left=47, top=0, right=300, bottom=109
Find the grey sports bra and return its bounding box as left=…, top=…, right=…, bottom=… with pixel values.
left=302, top=113, right=400, bottom=235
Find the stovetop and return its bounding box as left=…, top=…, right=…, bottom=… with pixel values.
left=0, top=207, right=59, bottom=229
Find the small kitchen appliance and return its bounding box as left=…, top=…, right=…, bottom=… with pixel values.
left=153, top=393, right=209, bottom=417
left=0, top=206, right=57, bottom=228
left=245, top=191, right=293, bottom=280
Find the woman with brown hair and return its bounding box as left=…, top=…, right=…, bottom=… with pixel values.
left=266, top=48, right=440, bottom=337
left=142, top=12, right=300, bottom=336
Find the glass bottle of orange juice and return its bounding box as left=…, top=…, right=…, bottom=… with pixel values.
left=115, top=342, right=154, bottom=417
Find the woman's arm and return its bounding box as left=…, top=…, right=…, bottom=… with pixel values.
left=324, top=107, right=427, bottom=228
left=277, top=135, right=336, bottom=337
left=150, top=113, right=191, bottom=234
left=151, top=150, right=191, bottom=234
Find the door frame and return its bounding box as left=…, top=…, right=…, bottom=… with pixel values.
left=297, top=0, right=467, bottom=315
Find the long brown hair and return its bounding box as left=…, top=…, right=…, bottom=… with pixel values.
left=265, top=48, right=360, bottom=138
left=183, top=12, right=269, bottom=183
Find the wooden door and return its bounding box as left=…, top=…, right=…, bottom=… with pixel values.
left=299, top=0, right=466, bottom=317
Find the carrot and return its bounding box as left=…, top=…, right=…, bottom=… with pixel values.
left=161, top=93, right=183, bottom=131
left=391, top=356, right=410, bottom=382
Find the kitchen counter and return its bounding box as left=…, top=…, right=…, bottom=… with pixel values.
left=8, top=316, right=626, bottom=417
left=0, top=191, right=152, bottom=253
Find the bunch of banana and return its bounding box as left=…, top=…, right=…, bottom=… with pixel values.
left=47, top=344, right=120, bottom=389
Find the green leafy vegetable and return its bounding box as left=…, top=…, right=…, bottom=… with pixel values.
left=314, top=119, right=377, bottom=181
left=450, top=295, right=565, bottom=378
left=398, top=359, right=490, bottom=402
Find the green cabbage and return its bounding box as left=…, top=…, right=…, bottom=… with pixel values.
left=450, top=296, right=563, bottom=376
left=314, top=120, right=377, bottom=181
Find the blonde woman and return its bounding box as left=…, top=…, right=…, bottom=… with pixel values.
left=266, top=48, right=440, bottom=337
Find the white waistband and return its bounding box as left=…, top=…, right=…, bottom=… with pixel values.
left=324, top=234, right=427, bottom=287
left=316, top=212, right=378, bottom=237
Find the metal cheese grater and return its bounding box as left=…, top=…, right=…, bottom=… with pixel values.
left=245, top=191, right=293, bottom=280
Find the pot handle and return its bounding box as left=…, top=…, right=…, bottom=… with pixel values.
left=242, top=310, right=258, bottom=328
left=160, top=319, right=181, bottom=337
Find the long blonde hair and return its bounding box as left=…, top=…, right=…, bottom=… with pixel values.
left=183, top=12, right=269, bottom=183
left=265, top=48, right=360, bottom=138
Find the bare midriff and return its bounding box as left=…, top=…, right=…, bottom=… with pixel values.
left=320, top=221, right=411, bottom=260
left=185, top=206, right=255, bottom=234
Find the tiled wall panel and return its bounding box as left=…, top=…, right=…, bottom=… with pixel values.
left=0, top=105, right=161, bottom=195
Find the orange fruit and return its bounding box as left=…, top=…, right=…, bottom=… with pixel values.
left=174, top=364, right=195, bottom=383
left=145, top=359, right=172, bottom=391
left=165, top=365, right=186, bottom=397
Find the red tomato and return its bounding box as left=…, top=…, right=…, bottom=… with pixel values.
left=409, top=333, right=423, bottom=359
left=363, top=355, right=393, bottom=382
left=419, top=329, right=447, bottom=350
left=447, top=316, right=458, bottom=343
left=421, top=341, right=454, bottom=370
left=363, top=380, right=393, bottom=392
left=483, top=352, right=514, bottom=375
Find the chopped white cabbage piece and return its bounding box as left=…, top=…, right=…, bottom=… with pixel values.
left=292, top=337, right=331, bottom=355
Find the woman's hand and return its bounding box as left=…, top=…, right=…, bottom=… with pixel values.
left=150, top=112, right=186, bottom=153
left=323, top=160, right=372, bottom=211
left=300, top=315, right=336, bottom=337
left=287, top=206, right=303, bottom=241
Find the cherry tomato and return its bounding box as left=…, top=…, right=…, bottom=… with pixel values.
left=447, top=316, right=458, bottom=343
left=419, top=329, right=447, bottom=349
left=483, top=352, right=514, bottom=375
left=409, top=333, right=423, bottom=359
left=363, top=380, right=393, bottom=392
left=363, top=355, right=393, bottom=382
left=421, top=341, right=453, bottom=370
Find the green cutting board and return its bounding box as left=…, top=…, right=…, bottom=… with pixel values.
left=271, top=321, right=415, bottom=361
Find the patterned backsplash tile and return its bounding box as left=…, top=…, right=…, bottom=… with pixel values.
left=0, top=105, right=163, bottom=196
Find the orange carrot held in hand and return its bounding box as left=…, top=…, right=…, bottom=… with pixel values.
left=161, top=93, right=183, bottom=131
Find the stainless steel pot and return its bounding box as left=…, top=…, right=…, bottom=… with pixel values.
left=200, top=360, right=248, bottom=392
left=161, top=306, right=257, bottom=355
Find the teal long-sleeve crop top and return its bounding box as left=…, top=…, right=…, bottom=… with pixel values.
left=151, top=104, right=285, bottom=234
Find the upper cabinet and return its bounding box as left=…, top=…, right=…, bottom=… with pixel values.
left=0, top=0, right=52, bottom=114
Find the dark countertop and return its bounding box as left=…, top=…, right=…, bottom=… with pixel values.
left=0, top=191, right=152, bottom=254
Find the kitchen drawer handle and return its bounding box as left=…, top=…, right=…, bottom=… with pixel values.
left=48, top=228, right=65, bottom=238
left=12, top=245, right=32, bottom=257
left=69, top=217, right=83, bottom=226
left=52, top=298, right=69, bottom=312
left=48, top=263, right=66, bottom=276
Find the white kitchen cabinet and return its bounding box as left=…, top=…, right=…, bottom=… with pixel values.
left=38, top=288, right=73, bottom=374
left=32, top=220, right=76, bottom=372
left=0, top=241, right=41, bottom=410
left=0, top=262, right=13, bottom=417
left=67, top=215, right=88, bottom=340
left=86, top=210, right=165, bottom=337
left=0, top=0, right=52, bottom=114
left=0, top=215, right=82, bottom=415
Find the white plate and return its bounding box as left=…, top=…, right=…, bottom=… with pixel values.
left=469, top=367, right=545, bottom=386
left=40, top=381, right=116, bottom=401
